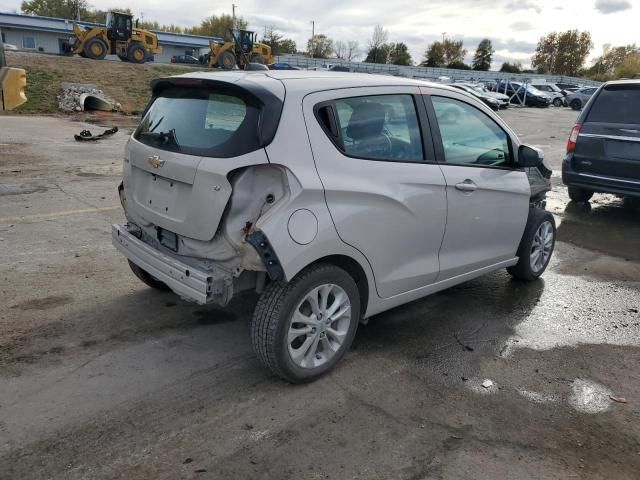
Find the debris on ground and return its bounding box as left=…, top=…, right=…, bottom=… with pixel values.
left=74, top=127, right=118, bottom=142
left=58, top=83, right=121, bottom=113
left=609, top=395, right=628, bottom=404
left=482, top=379, right=494, bottom=389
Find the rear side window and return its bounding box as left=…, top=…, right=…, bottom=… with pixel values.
left=135, top=86, right=260, bottom=157
left=586, top=85, right=640, bottom=124
left=329, top=95, right=424, bottom=162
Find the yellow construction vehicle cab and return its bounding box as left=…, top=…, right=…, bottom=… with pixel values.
left=0, top=43, right=27, bottom=111
left=207, top=29, right=273, bottom=70
left=69, top=12, right=161, bottom=64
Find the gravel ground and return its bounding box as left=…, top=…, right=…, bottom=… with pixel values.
left=0, top=108, right=639, bottom=480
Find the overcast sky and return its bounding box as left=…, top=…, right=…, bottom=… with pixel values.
left=1, top=0, right=637, bottom=67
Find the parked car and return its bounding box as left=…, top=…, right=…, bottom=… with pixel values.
left=563, top=80, right=640, bottom=202
left=450, top=83, right=506, bottom=110
left=2, top=43, right=18, bottom=50
left=113, top=71, right=554, bottom=382
left=556, top=82, right=580, bottom=92
left=530, top=83, right=566, bottom=107
left=171, top=55, right=200, bottom=64
left=565, top=87, right=598, bottom=110
left=268, top=62, right=299, bottom=70
left=492, top=81, right=552, bottom=107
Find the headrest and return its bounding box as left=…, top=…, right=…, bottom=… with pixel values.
left=346, top=102, right=386, bottom=140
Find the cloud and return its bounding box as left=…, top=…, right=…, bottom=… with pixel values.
left=594, top=0, right=632, bottom=14
left=510, top=21, right=534, bottom=31
left=504, top=0, right=542, bottom=14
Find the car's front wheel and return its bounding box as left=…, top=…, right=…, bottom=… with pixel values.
left=251, top=264, right=360, bottom=383
left=552, top=97, right=563, bottom=107
left=507, top=209, right=556, bottom=281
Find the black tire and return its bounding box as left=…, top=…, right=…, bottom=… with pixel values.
left=128, top=260, right=171, bottom=291
left=568, top=186, right=594, bottom=203
left=83, top=38, right=107, bottom=60
left=570, top=99, right=582, bottom=110
left=507, top=208, right=556, bottom=281
left=251, top=263, right=360, bottom=383
left=218, top=51, right=236, bottom=70
left=127, top=43, right=146, bottom=64
left=552, top=97, right=563, bottom=107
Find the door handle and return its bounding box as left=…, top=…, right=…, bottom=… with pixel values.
left=455, top=180, right=477, bottom=192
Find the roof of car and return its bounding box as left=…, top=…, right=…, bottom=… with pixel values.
left=170, top=70, right=450, bottom=94
left=603, top=79, right=640, bottom=86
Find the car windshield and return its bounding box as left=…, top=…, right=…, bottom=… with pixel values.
left=135, top=86, right=262, bottom=157
left=586, top=84, right=640, bottom=124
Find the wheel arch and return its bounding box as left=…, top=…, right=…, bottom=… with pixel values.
left=306, top=254, right=370, bottom=317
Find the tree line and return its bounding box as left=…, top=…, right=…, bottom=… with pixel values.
left=16, top=1, right=640, bottom=79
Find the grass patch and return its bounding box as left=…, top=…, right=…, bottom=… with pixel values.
left=3, top=51, right=207, bottom=115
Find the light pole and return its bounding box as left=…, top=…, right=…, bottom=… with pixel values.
left=310, top=20, right=315, bottom=58
left=441, top=32, right=446, bottom=43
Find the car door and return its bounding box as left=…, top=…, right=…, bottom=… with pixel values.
left=420, top=88, right=530, bottom=280
left=303, top=87, right=447, bottom=299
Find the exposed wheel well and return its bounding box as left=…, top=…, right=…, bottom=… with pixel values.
left=309, top=255, right=369, bottom=317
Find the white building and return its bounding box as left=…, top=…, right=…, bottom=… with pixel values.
left=0, top=12, right=218, bottom=63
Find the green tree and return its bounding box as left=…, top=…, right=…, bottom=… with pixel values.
left=447, top=60, right=471, bottom=70
left=365, top=24, right=389, bottom=64
left=21, top=0, right=88, bottom=19
left=278, top=38, right=297, bottom=55
left=499, top=61, right=522, bottom=73
left=307, top=34, right=334, bottom=58
left=532, top=30, right=593, bottom=76
left=187, top=14, right=247, bottom=40
left=615, top=52, right=640, bottom=78
left=388, top=42, right=412, bottom=65
left=472, top=38, right=494, bottom=71
left=260, top=26, right=296, bottom=56
left=588, top=44, right=639, bottom=79
left=423, top=42, right=445, bottom=67
left=423, top=39, right=466, bottom=67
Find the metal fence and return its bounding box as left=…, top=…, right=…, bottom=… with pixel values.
left=275, top=54, right=602, bottom=87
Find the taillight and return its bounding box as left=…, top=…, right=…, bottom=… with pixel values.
left=567, top=123, right=581, bottom=153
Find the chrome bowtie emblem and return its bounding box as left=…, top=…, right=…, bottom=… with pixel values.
left=148, top=155, right=165, bottom=168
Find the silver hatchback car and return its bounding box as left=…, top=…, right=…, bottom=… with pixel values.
left=113, top=71, right=554, bottom=382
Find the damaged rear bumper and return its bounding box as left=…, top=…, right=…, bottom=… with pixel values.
left=112, top=223, right=231, bottom=305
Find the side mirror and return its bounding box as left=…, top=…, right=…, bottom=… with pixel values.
left=518, top=144, right=543, bottom=168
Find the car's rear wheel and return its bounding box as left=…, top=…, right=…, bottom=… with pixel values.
left=507, top=209, right=556, bottom=281
left=128, top=260, right=171, bottom=291
left=568, top=186, right=594, bottom=203
left=251, top=263, right=360, bottom=383
left=570, top=99, right=582, bottom=110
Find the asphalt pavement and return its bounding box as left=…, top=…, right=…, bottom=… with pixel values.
left=0, top=108, right=638, bottom=479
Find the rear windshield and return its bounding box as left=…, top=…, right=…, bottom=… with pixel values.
left=134, top=86, right=261, bottom=157
left=586, top=84, right=640, bottom=125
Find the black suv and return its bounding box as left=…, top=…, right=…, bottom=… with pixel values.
left=562, top=80, right=640, bottom=202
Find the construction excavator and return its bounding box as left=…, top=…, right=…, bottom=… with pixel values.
left=68, top=11, right=161, bottom=63
left=205, top=29, right=273, bottom=70
left=0, top=42, right=27, bottom=111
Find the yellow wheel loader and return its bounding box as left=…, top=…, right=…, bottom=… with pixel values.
left=0, top=43, right=27, bottom=111
left=68, top=12, right=161, bottom=64
left=206, top=29, right=273, bottom=70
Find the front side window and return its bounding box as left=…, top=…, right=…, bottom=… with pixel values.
left=432, top=96, right=511, bottom=167
left=135, top=86, right=258, bottom=157
left=331, top=95, right=424, bottom=162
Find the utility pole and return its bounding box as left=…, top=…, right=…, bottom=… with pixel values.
left=441, top=32, right=446, bottom=43
left=310, top=20, right=315, bottom=58
left=232, top=4, right=237, bottom=29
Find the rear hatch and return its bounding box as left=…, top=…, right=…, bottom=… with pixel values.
left=574, top=83, right=640, bottom=181
left=123, top=75, right=284, bottom=241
